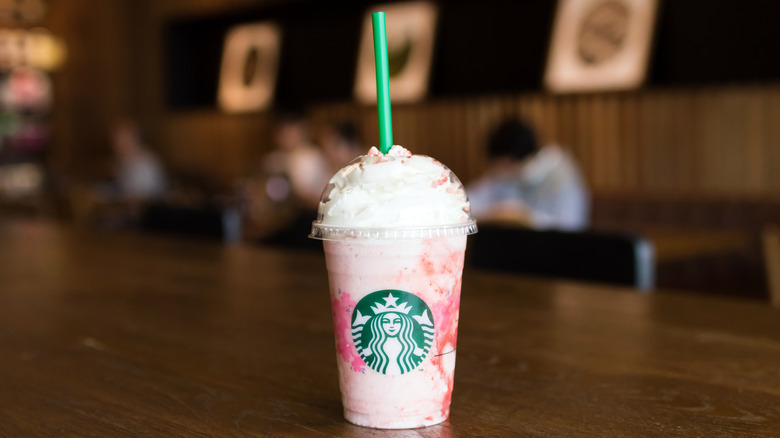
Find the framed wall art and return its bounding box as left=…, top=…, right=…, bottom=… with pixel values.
left=545, top=0, right=658, bottom=93
left=218, top=22, right=281, bottom=113
left=354, top=1, right=438, bottom=104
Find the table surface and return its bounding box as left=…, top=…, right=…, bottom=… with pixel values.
left=1, top=220, right=779, bottom=437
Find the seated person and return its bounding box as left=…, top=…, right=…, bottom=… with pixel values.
left=70, top=119, right=168, bottom=229
left=467, top=119, right=589, bottom=231
left=261, top=110, right=330, bottom=211
left=111, top=119, right=167, bottom=201
left=242, top=110, right=330, bottom=246
left=319, top=120, right=363, bottom=175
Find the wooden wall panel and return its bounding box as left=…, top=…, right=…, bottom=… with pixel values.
left=48, top=0, right=780, bottom=202
left=769, top=93, right=780, bottom=191
left=46, top=0, right=139, bottom=177
left=137, top=84, right=780, bottom=200
left=301, top=86, right=780, bottom=198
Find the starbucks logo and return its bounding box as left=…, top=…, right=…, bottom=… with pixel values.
left=351, top=290, right=434, bottom=375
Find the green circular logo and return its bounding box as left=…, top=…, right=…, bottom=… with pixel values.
left=351, top=290, right=434, bottom=375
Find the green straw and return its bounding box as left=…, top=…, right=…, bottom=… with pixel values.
left=372, top=11, right=393, bottom=154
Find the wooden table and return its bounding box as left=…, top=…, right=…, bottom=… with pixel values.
left=1, top=220, right=779, bottom=436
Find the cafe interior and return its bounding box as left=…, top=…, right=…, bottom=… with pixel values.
left=3, top=0, right=780, bottom=435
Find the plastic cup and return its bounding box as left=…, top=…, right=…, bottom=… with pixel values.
left=311, top=220, right=476, bottom=429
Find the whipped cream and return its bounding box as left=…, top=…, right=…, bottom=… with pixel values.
left=317, top=145, right=471, bottom=228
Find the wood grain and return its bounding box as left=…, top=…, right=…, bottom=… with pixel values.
left=0, top=219, right=779, bottom=436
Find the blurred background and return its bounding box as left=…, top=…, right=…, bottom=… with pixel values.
left=4, top=0, right=780, bottom=300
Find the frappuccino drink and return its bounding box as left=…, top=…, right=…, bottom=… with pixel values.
left=310, top=145, right=476, bottom=428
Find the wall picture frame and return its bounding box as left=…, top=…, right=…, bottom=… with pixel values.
left=545, top=0, right=659, bottom=93
left=354, top=1, right=438, bottom=104
left=218, top=22, right=281, bottom=113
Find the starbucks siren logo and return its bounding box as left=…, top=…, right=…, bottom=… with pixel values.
left=351, top=290, right=434, bottom=375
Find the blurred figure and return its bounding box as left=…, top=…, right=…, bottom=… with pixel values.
left=242, top=110, right=330, bottom=245
left=467, top=119, right=589, bottom=230
left=69, top=118, right=168, bottom=229
left=319, top=120, right=363, bottom=175
left=262, top=110, right=329, bottom=209
left=111, top=118, right=167, bottom=201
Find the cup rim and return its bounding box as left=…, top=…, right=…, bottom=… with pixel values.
left=309, top=220, right=478, bottom=241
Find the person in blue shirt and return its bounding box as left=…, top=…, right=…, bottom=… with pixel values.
left=467, top=119, right=590, bottom=231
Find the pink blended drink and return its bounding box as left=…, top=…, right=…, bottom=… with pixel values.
left=311, top=146, right=476, bottom=429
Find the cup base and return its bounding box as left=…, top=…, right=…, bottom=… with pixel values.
left=344, top=408, right=448, bottom=429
